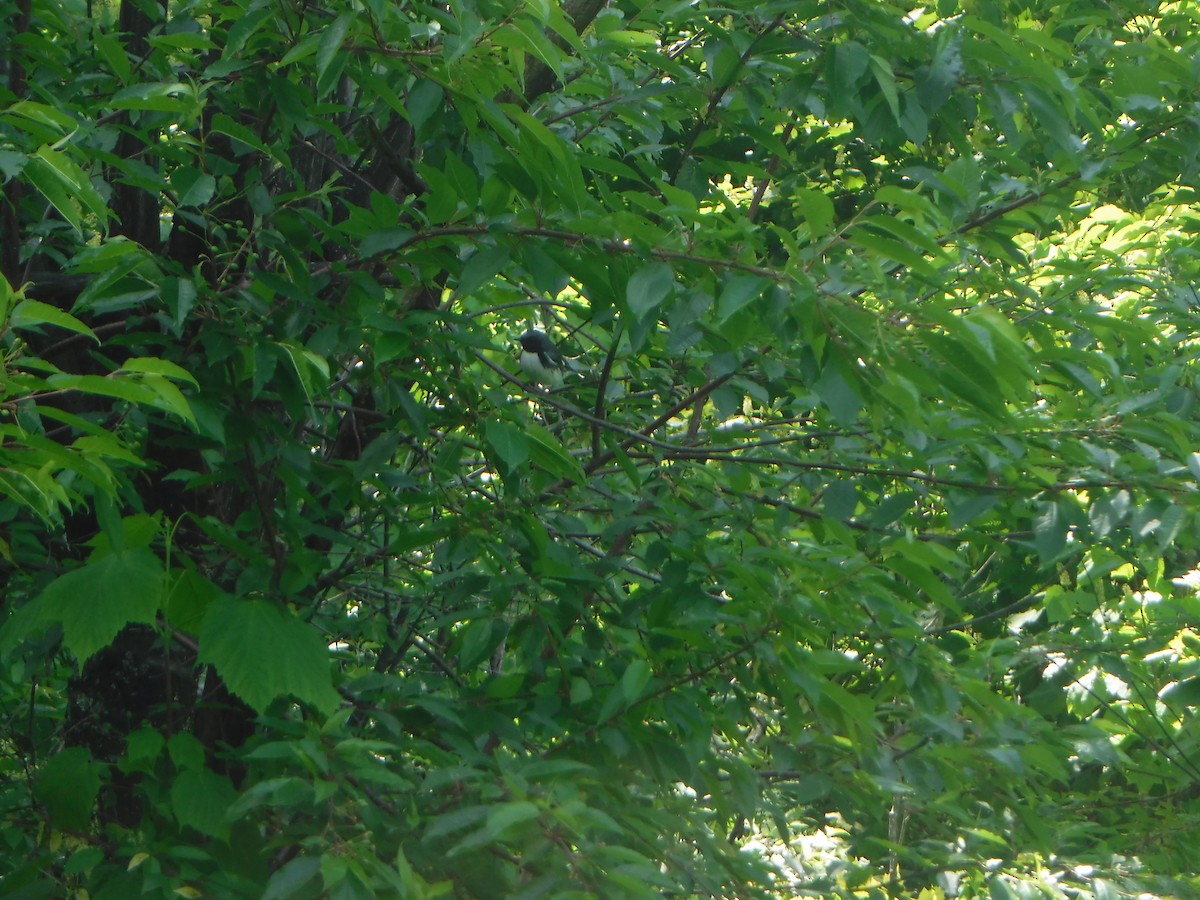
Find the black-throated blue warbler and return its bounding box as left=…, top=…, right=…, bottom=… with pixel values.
left=517, top=329, right=582, bottom=385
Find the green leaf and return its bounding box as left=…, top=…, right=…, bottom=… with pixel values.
left=119, top=356, right=199, bottom=386
left=64, top=846, right=105, bottom=875
left=170, top=166, right=216, bottom=208
left=171, top=769, right=238, bottom=840
left=45, top=372, right=195, bottom=423
left=34, top=548, right=164, bottom=662
left=717, top=275, right=768, bottom=324
left=315, top=14, right=352, bottom=88
left=109, top=82, right=192, bottom=111
left=485, top=800, right=540, bottom=839
left=274, top=340, right=330, bottom=407
left=1033, top=502, right=1068, bottom=565
left=626, top=262, right=674, bottom=325
left=211, top=112, right=275, bottom=156
left=814, top=361, right=863, bottom=425
left=198, top=596, right=341, bottom=715
left=121, top=727, right=166, bottom=773
left=458, top=244, right=510, bottom=295
left=849, top=223, right=943, bottom=282
left=360, top=228, right=414, bottom=258
left=456, top=617, right=499, bottom=669
left=35, top=748, right=102, bottom=832
left=831, top=40, right=870, bottom=100
left=10, top=299, right=97, bottom=340
left=526, top=423, right=585, bottom=483
left=796, top=188, right=835, bottom=237
left=406, top=78, right=443, bottom=136
left=263, top=857, right=322, bottom=900
left=870, top=54, right=900, bottom=120
left=712, top=39, right=745, bottom=88
left=161, top=276, right=197, bottom=333
left=0, top=149, right=20, bottom=182
left=35, top=145, right=107, bottom=228
left=1160, top=676, right=1200, bottom=707
left=138, top=375, right=197, bottom=425
left=483, top=420, right=529, bottom=473
left=0, top=100, right=79, bottom=136
left=23, top=149, right=95, bottom=234
left=279, top=32, right=322, bottom=68
left=823, top=480, right=858, bottom=519
left=163, top=569, right=224, bottom=633
left=620, top=658, right=652, bottom=706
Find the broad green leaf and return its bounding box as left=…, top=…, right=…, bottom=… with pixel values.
left=813, top=361, right=863, bottom=425
left=48, top=374, right=198, bottom=429
left=170, top=769, right=238, bottom=840
left=163, top=569, right=224, bottom=633
left=1033, top=502, right=1068, bottom=565
left=870, top=54, right=900, bottom=120
left=849, top=224, right=944, bottom=282
left=424, top=805, right=489, bottom=841
left=406, top=78, right=443, bottom=136
left=458, top=244, right=510, bottom=294
left=626, top=262, right=674, bottom=325
left=485, top=801, right=540, bottom=840
left=483, top=419, right=529, bottom=473
left=198, top=596, right=341, bottom=715
left=796, top=188, right=835, bottom=237
left=620, top=658, right=652, bottom=706
left=263, top=857, right=322, bottom=900
left=705, top=39, right=742, bottom=88
left=0, top=274, right=16, bottom=320
left=121, top=727, right=166, bottom=773
left=119, top=356, right=199, bottom=386
left=0, top=149, right=20, bottom=181
left=210, top=112, right=275, bottom=156
left=455, top=617, right=498, bottom=669
left=0, top=100, right=78, bottom=136
left=525, top=423, right=585, bottom=483
left=360, top=228, right=414, bottom=258
left=0, top=467, right=65, bottom=522
left=170, top=166, right=216, bottom=208
left=830, top=40, right=870, bottom=102
left=278, top=31, right=322, bottom=68
left=717, top=275, right=768, bottom=324
left=46, top=373, right=158, bottom=406
left=33, top=548, right=164, bottom=662
left=133, top=375, right=198, bottom=425
left=276, top=340, right=330, bottom=401
left=10, top=299, right=97, bottom=340
left=922, top=330, right=1010, bottom=414
left=63, top=846, right=104, bottom=875
left=109, top=82, right=192, bottom=111
left=161, top=276, right=196, bottom=333
left=822, top=480, right=858, bottom=520
left=315, top=14, right=352, bottom=87
left=24, top=148, right=107, bottom=234
left=1159, top=677, right=1200, bottom=707
left=35, top=748, right=102, bottom=832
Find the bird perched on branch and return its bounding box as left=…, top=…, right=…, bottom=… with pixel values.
left=517, top=329, right=583, bottom=385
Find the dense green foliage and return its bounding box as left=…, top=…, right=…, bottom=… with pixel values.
left=3, top=0, right=1200, bottom=896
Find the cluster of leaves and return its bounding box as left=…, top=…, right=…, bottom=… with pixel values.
left=3, top=0, right=1200, bottom=896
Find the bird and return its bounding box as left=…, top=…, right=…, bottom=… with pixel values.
left=517, top=329, right=581, bottom=385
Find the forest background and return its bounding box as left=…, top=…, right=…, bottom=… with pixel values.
left=3, top=0, right=1200, bottom=897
